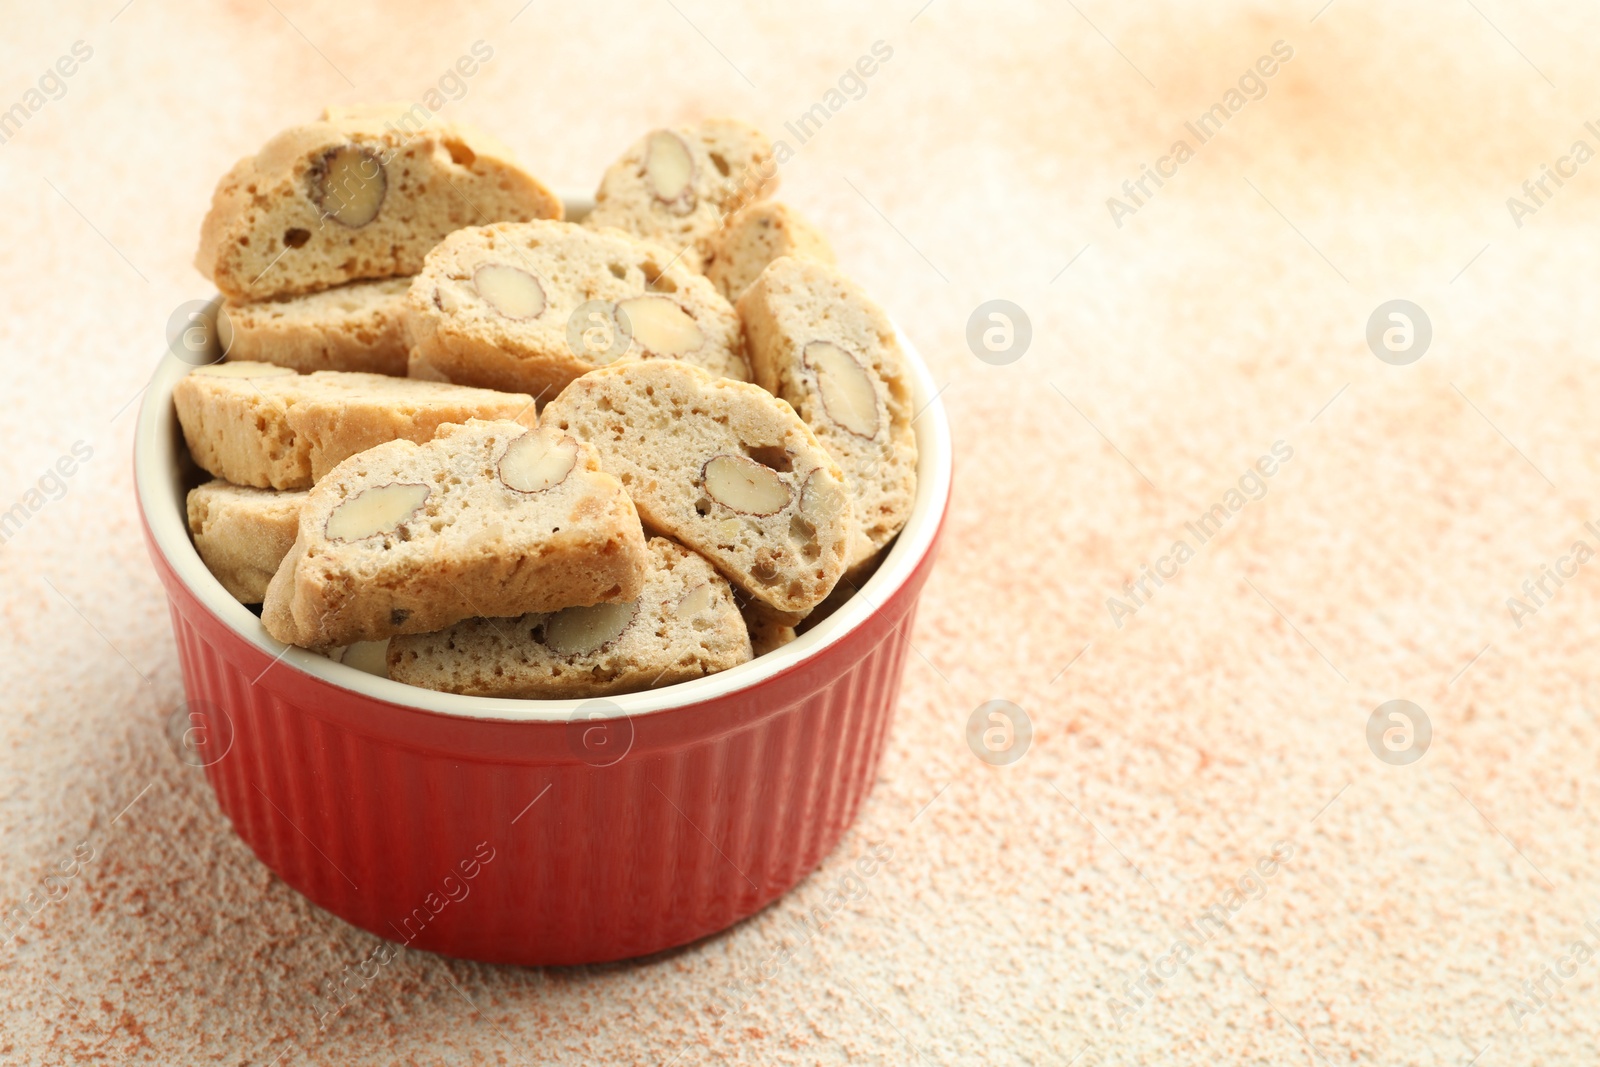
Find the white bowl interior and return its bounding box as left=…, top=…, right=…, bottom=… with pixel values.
left=136, top=197, right=952, bottom=722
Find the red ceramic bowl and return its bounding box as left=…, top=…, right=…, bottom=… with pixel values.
left=135, top=198, right=952, bottom=966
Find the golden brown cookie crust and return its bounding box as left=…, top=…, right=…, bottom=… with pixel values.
left=173, top=362, right=537, bottom=489
left=388, top=537, right=751, bottom=697
left=221, top=278, right=412, bottom=377
left=186, top=479, right=306, bottom=603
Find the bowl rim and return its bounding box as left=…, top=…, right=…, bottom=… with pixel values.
left=135, top=196, right=952, bottom=724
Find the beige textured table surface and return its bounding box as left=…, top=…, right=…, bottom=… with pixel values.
left=5, top=1, right=1600, bottom=1063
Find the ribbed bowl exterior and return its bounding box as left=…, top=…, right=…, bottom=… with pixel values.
left=148, top=520, right=939, bottom=966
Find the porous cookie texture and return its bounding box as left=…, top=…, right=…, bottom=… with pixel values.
left=173, top=362, right=536, bottom=490
left=388, top=537, right=750, bottom=698
left=737, top=256, right=918, bottom=568
left=196, top=103, right=562, bottom=302
left=705, top=201, right=835, bottom=302
left=583, top=118, right=776, bottom=274
left=403, top=221, right=747, bottom=400
left=220, top=277, right=412, bottom=376
left=261, top=419, right=648, bottom=649
left=186, top=480, right=306, bottom=603
left=738, top=595, right=799, bottom=657
left=542, top=360, right=853, bottom=614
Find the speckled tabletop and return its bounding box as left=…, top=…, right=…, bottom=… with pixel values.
left=4, top=1, right=1600, bottom=1063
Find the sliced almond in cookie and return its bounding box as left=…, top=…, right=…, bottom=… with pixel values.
left=702, top=454, right=791, bottom=516
left=803, top=341, right=879, bottom=438
left=309, top=144, right=387, bottom=227
left=676, top=582, right=717, bottom=618
left=544, top=600, right=639, bottom=656
left=474, top=264, right=546, bottom=320
left=644, top=130, right=696, bottom=208
left=335, top=640, right=391, bottom=678
left=616, top=296, right=704, bottom=357
left=499, top=432, right=578, bottom=493
left=324, top=483, right=429, bottom=542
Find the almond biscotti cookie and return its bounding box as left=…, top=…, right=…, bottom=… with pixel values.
left=388, top=537, right=750, bottom=698
left=705, top=202, right=835, bottom=302
left=196, top=104, right=562, bottom=302
left=186, top=480, right=307, bottom=603
left=739, top=596, right=799, bottom=657
left=220, top=278, right=411, bottom=376
left=542, top=361, right=853, bottom=614
left=173, top=362, right=536, bottom=490
left=403, top=220, right=747, bottom=399
left=583, top=119, right=776, bottom=274
left=261, top=419, right=648, bottom=649
left=737, top=256, right=917, bottom=568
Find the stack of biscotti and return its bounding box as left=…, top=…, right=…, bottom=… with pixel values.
left=388, top=360, right=855, bottom=697
left=175, top=360, right=541, bottom=601
left=198, top=103, right=562, bottom=376
left=183, top=104, right=564, bottom=604
left=178, top=109, right=920, bottom=697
